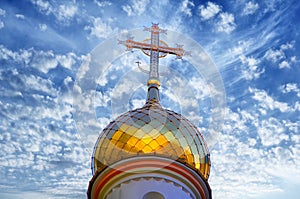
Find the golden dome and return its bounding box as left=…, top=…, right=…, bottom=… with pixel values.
left=92, top=86, right=210, bottom=180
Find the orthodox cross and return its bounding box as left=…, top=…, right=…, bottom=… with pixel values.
left=119, top=23, right=186, bottom=87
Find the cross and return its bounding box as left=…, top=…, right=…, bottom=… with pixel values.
left=119, top=23, right=186, bottom=87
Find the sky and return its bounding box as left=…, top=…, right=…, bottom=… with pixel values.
left=0, top=0, right=300, bottom=199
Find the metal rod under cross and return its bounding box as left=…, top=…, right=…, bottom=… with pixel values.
left=119, top=23, right=186, bottom=87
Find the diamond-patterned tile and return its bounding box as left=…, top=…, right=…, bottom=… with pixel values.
left=92, top=105, right=211, bottom=179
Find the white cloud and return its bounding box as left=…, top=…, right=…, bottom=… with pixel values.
left=216, top=12, right=236, bottom=33
left=15, top=14, right=25, bottom=19
left=180, top=0, right=195, bottom=17
left=85, top=17, right=115, bottom=39
left=0, top=45, right=31, bottom=63
left=263, top=0, right=282, bottom=12
left=239, top=55, right=264, bottom=80
left=290, top=56, right=297, bottom=63
left=283, top=120, right=299, bottom=134
left=164, top=75, right=199, bottom=109
left=208, top=103, right=300, bottom=198
left=0, top=45, right=80, bottom=73
left=280, top=83, right=298, bottom=93
left=0, top=9, right=5, bottom=30
left=131, top=98, right=146, bottom=109
left=280, top=42, right=294, bottom=50
left=243, top=1, right=259, bottom=15
left=198, top=2, right=221, bottom=20
left=265, top=48, right=285, bottom=62
left=23, top=74, right=56, bottom=94
left=110, top=77, right=140, bottom=99
left=0, top=21, right=4, bottom=30
left=122, top=5, right=133, bottom=16
left=222, top=108, right=249, bottom=135
left=1, top=45, right=15, bottom=59
left=210, top=132, right=284, bottom=198
left=30, top=0, right=52, bottom=15
left=57, top=52, right=76, bottom=69
left=122, top=0, right=150, bottom=16
left=249, top=87, right=292, bottom=113
left=0, top=62, right=89, bottom=193
left=279, top=60, right=290, bottom=69
left=31, top=50, right=58, bottom=73
left=39, top=23, right=47, bottom=31
left=164, top=85, right=198, bottom=109
left=31, top=0, right=78, bottom=24
left=265, top=42, right=294, bottom=61
left=257, top=117, right=288, bottom=146
left=132, top=0, right=150, bottom=15
left=189, top=76, right=219, bottom=99
left=31, top=51, right=81, bottom=73
left=57, top=4, right=77, bottom=21
left=76, top=53, right=91, bottom=81
left=94, top=91, right=111, bottom=108
left=0, top=8, right=6, bottom=16
left=93, top=0, right=112, bottom=7
left=264, top=41, right=296, bottom=69
left=229, top=40, right=251, bottom=57
left=279, top=83, right=300, bottom=97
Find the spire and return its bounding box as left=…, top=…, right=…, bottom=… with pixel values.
left=145, top=80, right=161, bottom=107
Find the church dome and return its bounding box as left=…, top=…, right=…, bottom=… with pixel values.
left=92, top=85, right=210, bottom=180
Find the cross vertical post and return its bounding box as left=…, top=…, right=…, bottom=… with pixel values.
left=148, top=24, right=160, bottom=83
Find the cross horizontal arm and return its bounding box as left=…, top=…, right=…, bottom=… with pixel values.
left=158, top=46, right=185, bottom=57
left=120, top=39, right=185, bottom=58
left=121, top=39, right=152, bottom=50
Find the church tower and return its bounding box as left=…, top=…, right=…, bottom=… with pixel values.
left=87, top=24, right=212, bottom=199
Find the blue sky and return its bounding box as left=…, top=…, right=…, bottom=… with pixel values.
left=0, top=0, right=300, bottom=199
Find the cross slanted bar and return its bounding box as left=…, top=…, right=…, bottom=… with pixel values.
left=119, top=23, right=186, bottom=86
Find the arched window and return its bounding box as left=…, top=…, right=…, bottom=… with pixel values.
left=143, top=191, right=165, bottom=199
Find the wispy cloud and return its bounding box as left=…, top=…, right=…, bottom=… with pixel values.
left=0, top=8, right=5, bottom=29
left=122, top=0, right=150, bottom=16
left=179, top=0, right=195, bottom=17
